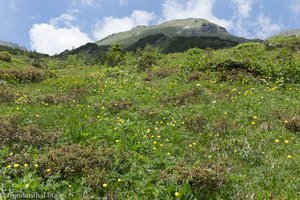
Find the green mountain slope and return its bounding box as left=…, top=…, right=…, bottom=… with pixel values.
left=96, top=18, right=250, bottom=49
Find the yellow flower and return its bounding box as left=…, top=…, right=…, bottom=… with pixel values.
left=116, top=139, right=121, bottom=143
left=193, top=142, right=196, bottom=146
left=34, top=164, right=39, bottom=168
left=287, top=155, right=292, bottom=159
left=102, top=183, right=108, bottom=188
left=153, top=141, right=158, bottom=145
left=9, top=152, right=14, bottom=156
left=284, top=120, right=288, bottom=123
left=189, top=144, right=193, bottom=147
left=157, top=135, right=161, bottom=139
left=24, top=164, right=29, bottom=167
left=284, top=140, right=289, bottom=144
left=117, top=178, right=122, bottom=182
left=153, top=147, right=157, bottom=150
left=46, top=169, right=51, bottom=172
left=13, top=164, right=19, bottom=168
left=25, top=184, right=29, bottom=188
left=253, top=116, right=258, bottom=120
left=6, top=165, right=12, bottom=169
left=167, top=152, right=171, bottom=156
left=175, top=192, right=180, bottom=197
left=275, top=139, right=280, bottom=143
left=251, top=121, right=256, bottom=125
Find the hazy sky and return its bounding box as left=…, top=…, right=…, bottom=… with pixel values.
left=0, top=0, right=299, bottom=55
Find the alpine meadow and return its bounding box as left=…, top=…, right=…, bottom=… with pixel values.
left=0, top=17, right=300, bottom=199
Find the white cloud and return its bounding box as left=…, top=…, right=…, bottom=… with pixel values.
left=230, top=0, right=254, bottom=37
left=79, top=0, right=95, bottom=6
left=93, top=10, right=155, bottom=40
left=29, top=13, right=91, bottom=55
left=290, top=0, right=300, bottom=16
left=119, top=0, right=128, bottom=6
left=161, top=0, right=231, bottom=28
left=253, top=14, right=282, bottom=39
left=50, top=13, right=77, bottom=27
left=231, top=0, right=253, bottom=19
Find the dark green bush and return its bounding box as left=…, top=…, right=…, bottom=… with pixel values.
left=38, top=144, right=114, bottom=178
left=0, top=51, right=12, bottom=62
left=136, top=44, right=160, bottom=71
left=106, top=44, right=126, bottom=67
left=185, top=115, right=207, bottom=133
left=0, top=70, right=47, bottom=84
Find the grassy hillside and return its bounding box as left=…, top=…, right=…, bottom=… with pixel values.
left=0, top=37, right=299, bottom=199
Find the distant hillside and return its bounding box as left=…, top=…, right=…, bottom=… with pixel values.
left=0, top=40, right=26, bottom=51
left=96, top=18, right=252, bottom=51
left=274, top=29, right=300, bottom=37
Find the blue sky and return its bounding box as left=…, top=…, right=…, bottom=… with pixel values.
left=0, top=0, right=299, bottom=55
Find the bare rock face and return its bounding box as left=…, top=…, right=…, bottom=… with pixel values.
left=199, top=23, right=227, bottom=33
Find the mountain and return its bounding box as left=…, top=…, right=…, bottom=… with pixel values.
left=59, top=18, right=257, bottom=59
left=0, top=40, right=26, bottom=51
left=274, top=29, right=300, bottom=37
left=96, top=18, right=252, bottom=52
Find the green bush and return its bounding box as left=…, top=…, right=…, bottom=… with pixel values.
left=0, top=51, right=12, bottom=62
left=136, top=44, right=160, bottom=71
left=106, top=44, right=126, bottom=67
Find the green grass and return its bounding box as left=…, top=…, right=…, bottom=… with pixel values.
left=0, top=38, right=299, bottom=199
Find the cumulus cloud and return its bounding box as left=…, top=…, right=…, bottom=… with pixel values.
left=93, top=10, right=155, bottom=40
left=161, top=0, right=231, bottom=28
left=29, top=13, right=91, bottom=55
left=253, top=14, right=282, bottom=39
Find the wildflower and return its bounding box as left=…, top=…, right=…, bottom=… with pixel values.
left=117, top=179, right=122, bottom=182
left=13, top=164, right=19, bottom=168
left=34, top=164, right=39, bottom=168
left=24, top=164, right=29, bottom=167
left=46, top=169, right=51, bottom=172
left=253, top=116, right=258, bottom=120
left=275, top=139, right=280, bottom=143
left=153, top=147, right=157, bottom=150
left=25, top=184, right=29, bottom=188
left=287, top=155, right=292, bottom=159
left=193, top=142, right=196, bottom=146
left=189, top=144, right=193, bottom=147
left=284, top=140, right=289, bottom=144
left=102, top=183, right=108, bottom=188
left=153, top=141, right=158, bottom=145
left=167, top=152, right=171, bottom=156
left=175, top=192, right=180, bottom=197
left=9, top=152, right=13, bottom=156
left=251, top=121, right=256, bottom=125
left=116, top=140, right=121, bottom=143
left=284, top=120, right=288, bottom=123
left=157, top=135, right=161, bottom=139
left=7, top=165, right=12, bottom=169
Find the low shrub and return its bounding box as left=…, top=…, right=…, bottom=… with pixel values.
left=0, top=51, right=12, bottom=62
left=108, top=100, right=133, bottom=113
left=38, top=144, right=114, bottom=178
left=285, top=116, right=300, bottom=133
left=184, top=115, right=206, bottom=133
left=0, top=85, right=15, bottom=103
left=0, top=70, right=47, bottom=84
left=161, top=89, right=203, bottom=106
